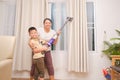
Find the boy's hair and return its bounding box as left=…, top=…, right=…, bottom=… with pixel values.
left=28, top=27, right=37, bottom=33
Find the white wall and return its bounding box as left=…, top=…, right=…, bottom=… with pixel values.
left=12, top=0, right=120, bottom=80
left=53, top=0, right=120, bottom=79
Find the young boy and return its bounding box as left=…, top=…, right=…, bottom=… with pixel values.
left=28, top=27, right=48, bottom=80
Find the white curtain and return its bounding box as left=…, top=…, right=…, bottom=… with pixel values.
left=66, top=0, right=89, bottom=72
left=13, top=0, right=48, bottom=71
left=49, top=1, right=67, bottom=50
left=0, top=0, right=16, bottom=36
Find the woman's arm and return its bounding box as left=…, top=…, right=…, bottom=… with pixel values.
left=53, top=30, right=61, bottom=45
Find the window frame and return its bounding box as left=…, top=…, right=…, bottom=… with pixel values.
left=87, top=0, right=97, bottom=53
left=48, top=0, right=97, bottom=52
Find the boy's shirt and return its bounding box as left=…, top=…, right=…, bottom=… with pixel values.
left=29, top=39, right=44, bottom=59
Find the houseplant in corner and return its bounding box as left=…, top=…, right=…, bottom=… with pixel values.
left=102, top=29, right=120, bottom=59
left=102, top=30, right=120, bottom=80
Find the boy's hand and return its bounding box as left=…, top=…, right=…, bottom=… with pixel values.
left=42, top=45, right=48, bottom=51
left=40, top=40, right=48, bottom=45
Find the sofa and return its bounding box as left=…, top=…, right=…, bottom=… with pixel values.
left=0, top=36, right=15, bottom=80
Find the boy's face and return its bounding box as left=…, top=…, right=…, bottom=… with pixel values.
left=29, top=30, right=38, bottom=39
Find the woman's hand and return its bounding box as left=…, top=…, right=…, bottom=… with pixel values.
left=56, top=30, right=61, bottom=36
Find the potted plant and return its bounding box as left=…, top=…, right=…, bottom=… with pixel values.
left=102, top=29, right=120, bottom=59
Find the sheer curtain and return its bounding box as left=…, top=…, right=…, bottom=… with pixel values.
left=49, top=1, right=67, bottom=50
left=13, top=0, right=48, bottom=71
left=66, top=0, right=89, bottom=72
left=0, top=0, right=16, bottom=36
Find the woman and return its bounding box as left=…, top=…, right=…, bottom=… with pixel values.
left=37, top=18, right=61, bottom=80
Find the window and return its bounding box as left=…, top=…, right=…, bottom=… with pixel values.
left=48, top=2, right=67, bottom=50
left=0, top=0, right=95, bottom=51
left=86, top=1, right=95, bottom=51
left=49, top=1, right=95, bottom=51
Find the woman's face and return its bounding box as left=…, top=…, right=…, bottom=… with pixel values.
left=44, top=20, right=52, bottom=30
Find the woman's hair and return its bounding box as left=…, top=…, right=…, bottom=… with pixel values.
left=43, top=18, right=53, bottom=24
left=28, top=27, right=37, bottom=33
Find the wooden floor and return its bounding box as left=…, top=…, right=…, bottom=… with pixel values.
left=12, top=78, right=50, bottom=80
left=12, top=78, right=58, bottom=80
left=12, top=78, right=29, bottom=80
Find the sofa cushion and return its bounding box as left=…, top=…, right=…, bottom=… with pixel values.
left=0, top=36, right=15, bottom=61
left=0, top=59, right=12, bottom=68
left=0, top=59, right=13, bottom=80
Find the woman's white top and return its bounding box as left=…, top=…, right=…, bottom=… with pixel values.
left=37, top=27, right=56, bottom=50
left=37, top=27, right=56, bottom=41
